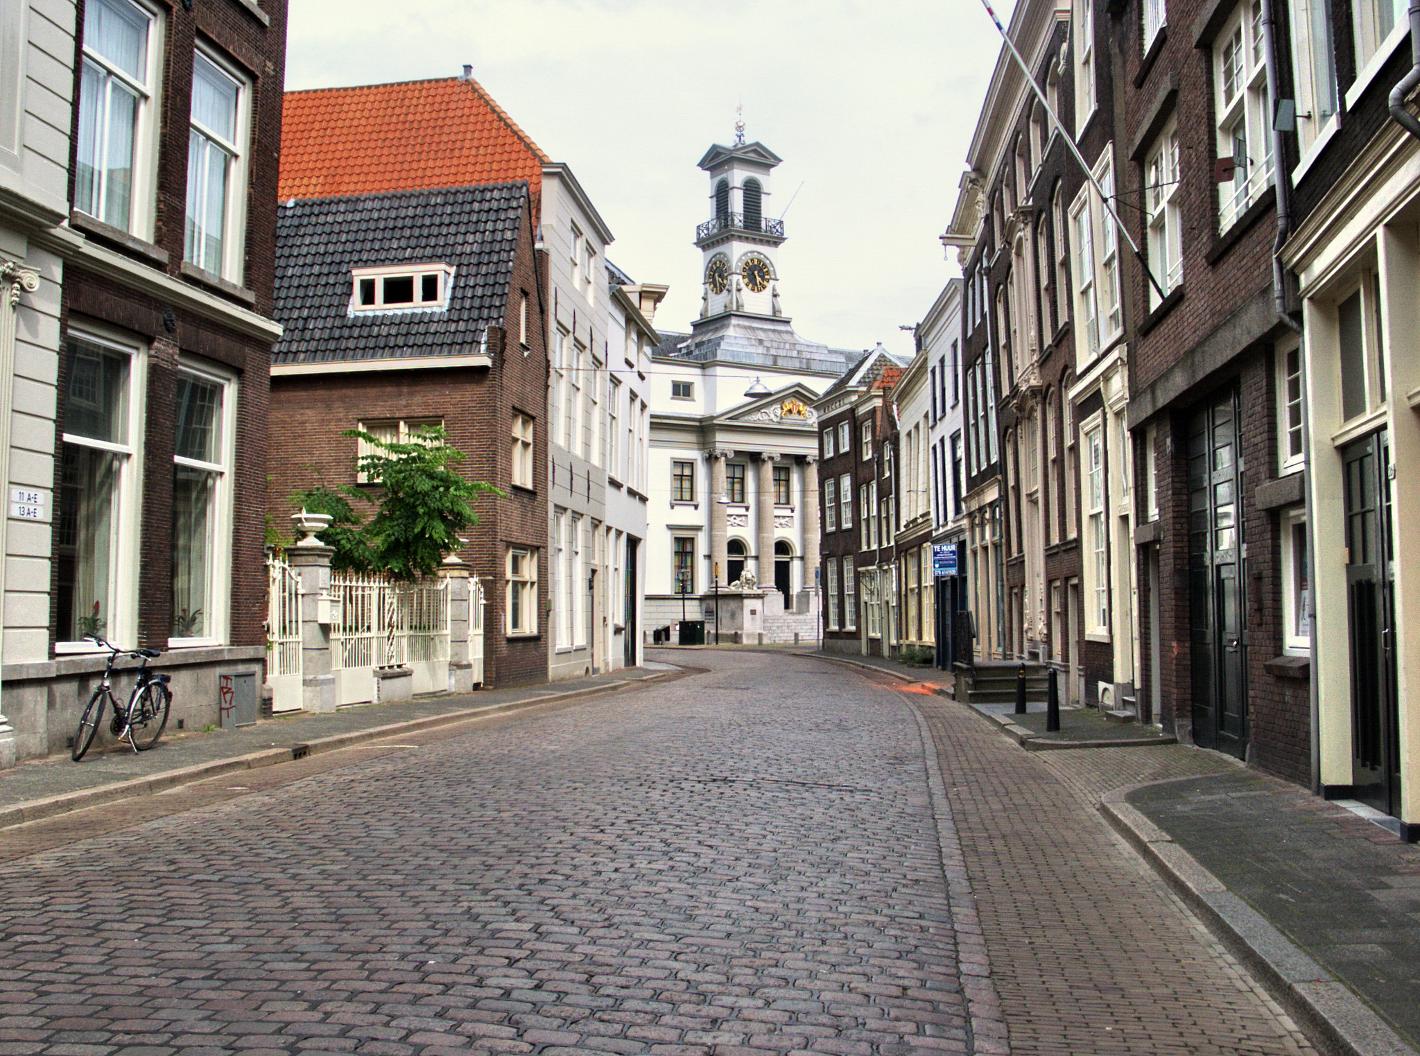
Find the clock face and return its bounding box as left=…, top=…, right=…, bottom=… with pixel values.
left=741, top=255, right=772, bottom=293
left=705, top=255, right=730, bottom=294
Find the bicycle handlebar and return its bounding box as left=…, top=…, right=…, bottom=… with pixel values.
left=83, top=633, right=161, bottom=660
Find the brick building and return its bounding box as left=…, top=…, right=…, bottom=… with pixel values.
left=1279, top=0, right=1418, bottom=834
left=3, top=0, right=289, bottom=763
left=1112, top=0, right=1310, bottom=776
left=267, top=182, right=550, bottom=688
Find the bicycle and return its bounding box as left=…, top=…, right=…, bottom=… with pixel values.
left=71, top=635, right=173, bottom=762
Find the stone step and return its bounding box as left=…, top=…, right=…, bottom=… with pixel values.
left=1104, top=708, right=1137, bottom=724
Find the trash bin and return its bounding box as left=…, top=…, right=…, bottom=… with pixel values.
left=678, top=620, right=705, bottom=646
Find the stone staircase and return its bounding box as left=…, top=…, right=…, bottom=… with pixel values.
left=760, top=592, right=820, bottom=645
left=953, top=659, right=1052, bottom=705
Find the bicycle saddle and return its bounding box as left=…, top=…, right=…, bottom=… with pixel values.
left=137, top=648, right=161, bottom=658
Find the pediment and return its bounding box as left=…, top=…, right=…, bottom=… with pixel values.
left=716, top=382, right=821, bottom=428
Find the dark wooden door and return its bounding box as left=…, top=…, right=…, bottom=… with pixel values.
left=1344, top=431, right=1399, bottom=815
left=624, top=538, right=638, bottom=667
left=1187, top=390, right=1248, bottom=758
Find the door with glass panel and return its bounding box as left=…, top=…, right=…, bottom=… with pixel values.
left=1187, top=389, right=1248, bottom=758
left=1343, top=431, right=1400, bottom=816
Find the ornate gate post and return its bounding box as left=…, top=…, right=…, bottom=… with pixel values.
left=289, top=511, right=336, bottom=713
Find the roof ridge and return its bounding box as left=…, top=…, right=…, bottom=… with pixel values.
left=456, top=75, right=550, bottom=164
left=284, top=75, right=463, bottom=95
left=280, top=180, right=531, bottom=208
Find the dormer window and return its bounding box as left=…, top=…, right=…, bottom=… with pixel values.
left=351, top=264, right=454, bottom=311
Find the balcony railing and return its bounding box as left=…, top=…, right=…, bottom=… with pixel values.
left=695, top=213, right=786, bottom=241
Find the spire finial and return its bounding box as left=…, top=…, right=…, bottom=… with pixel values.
left=734, top=102, right=746, bottom=146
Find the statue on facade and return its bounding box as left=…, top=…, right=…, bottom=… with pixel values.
left=770, top=284, right=782, bottom=316
left=700, top=286, right=709, bottom=318
left=733, top=277, right=744, bottom=311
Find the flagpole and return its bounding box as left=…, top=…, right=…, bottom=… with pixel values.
left=977, top=0, right=1167, bottom=303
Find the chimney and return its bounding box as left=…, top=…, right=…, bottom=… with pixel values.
left=460, top=64, right=474, bottom=81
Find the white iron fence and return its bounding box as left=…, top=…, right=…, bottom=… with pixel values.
left=471, top=575, right=485, bottom=687
left=265, top=554, right=303, bottom=713
left=330, top=573, right=450, bottom=704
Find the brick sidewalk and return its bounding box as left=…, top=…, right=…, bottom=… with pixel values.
left=913, top=693, right=1314, bottom=1055
left=0, top=664, right=673, bottom=820
left=1128, top=770, right=1420, bottom=1050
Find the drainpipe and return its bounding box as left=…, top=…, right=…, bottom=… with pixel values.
left=1388, top=0, right=1420, bottom=141
left=1261, top=0, right=1319, bottom=790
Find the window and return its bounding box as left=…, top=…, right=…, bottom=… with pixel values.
left=570, top=223, right=583, bottom=287
left=672, top=459, right=696, bottom=503
left=170, top=366, right=233, bottom=643
left=822, top=428, right=835, bottom=459
left=826, top=559, right=840, bottom=630
left=838, top=421, right=851, bottom=453
left=1097, top=159, right=1122, bottom=339
left=506, top=547, right=538, bottom=636
left=1145, top=120, right=1183, bottom=306
left=860, top=484, right=872, bottom=550
left=743, top=178, right=763, bottom=229
left=351, top=265, right=453, bottom=311
left=607, top=377, right=621, bottom=477
left=949, top=342, right=959, bottom=405
left=825, top=477, right=838, bottom=530
left=1288, top=0, right=1338, bottom=155
left=1144, top=424, right=1159, bottom=521
left=57, top=334, right=142, bottom=648
left=714, top=179, right=729, bottom=220
left=671, top=379, right=694, bottom=400
left=861, top=420, right=873, bottom=459
left=1071, top=189, right=1100, bottom=359
left=1144, top=0, right=1166, bottom=50
left=1052, top=183, right=1068, bottom=320
left=518, top=291, right=529, bottom=347
left=843, top=562, right=857, bottom=630
left=571, top=516, right=585, bottom=647
left=1278, top=342, right=1304, bottom=472
left=1083, top=420, right=1108, bottom=634
left=1075, top=0, right=1096, bottom=126
left=185, top=49, right=248, bottom=280
left=839, top=473, right=852, bottom=527
left=726, top=461, right=746, bottom=504
left=76, top=0, right=158, bottom=235
left=1352, top=0, right=1406, bottom=70
left=1337, top=272, right=1386, bottom=424
left=1037, top=215, right=1054, bottom=339
left=951, top=433, right=964, bottom=517
left=1046, top=394, right=1060, bottom=545
left=1281, top=509, right=1310, bottom=654
left=355, top=418, right=441, bottom=483
left=552, top=329, right=568, bottom=447
left=1214, top=2, right=1273, bottom=232
left=555, top=514, right=571, bottom=647
left=1063, top=391, right=1078, bottom=538
left=774, top=464, right=791, bottom=506
left=512, top=412, right=535, bottom=489
left=673, top=536, right=696, bottom=594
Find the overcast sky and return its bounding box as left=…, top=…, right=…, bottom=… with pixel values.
left=285, top=1, right=1007, bottom=359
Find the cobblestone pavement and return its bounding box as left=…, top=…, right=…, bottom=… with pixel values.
left=0, top=651, right=992, bottom=1055
left=912, top=685, right=1316, bottom=1056
left=0, top=652, right=1317, bottom=1055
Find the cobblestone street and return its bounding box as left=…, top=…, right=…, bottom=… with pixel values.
left=0, top=652, right=1313, bottom=1054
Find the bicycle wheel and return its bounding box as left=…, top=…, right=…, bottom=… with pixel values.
left=128, top=682, right=170, bottom=751
left=72, top=688, right=107, bottom=762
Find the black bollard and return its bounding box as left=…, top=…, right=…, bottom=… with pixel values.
left=1046, top=666, right=1060, bottom=732
left=1014, top=663, right=1027, bottom=715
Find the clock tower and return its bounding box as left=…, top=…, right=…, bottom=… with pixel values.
left=694, top=122, right=787, bottom=321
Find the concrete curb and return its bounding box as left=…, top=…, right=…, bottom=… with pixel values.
left=968, top=701, right=1178, bottom=751
left=1101, top=781, right=1419, bottom=1056
left=0, top=670, right=674, bottom=832
left=787, top=650, right=954, bottom=697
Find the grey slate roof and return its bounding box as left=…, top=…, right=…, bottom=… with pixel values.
left=273, top=181, right=529, bottom=366
left=653, top=330, right=691, bottom=358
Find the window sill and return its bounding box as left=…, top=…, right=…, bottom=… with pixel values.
left=1291, top=115, right=1341, bottom=185
left=1207, top=186, right=1275, bottom=266
left=1085, top=631, right=1112, bottom=644
left=1331, top=408, right=1388, bottom=447
left=510, top=483, right=537, bottom=496
left=507, top=632, right=541, bottom=641
left=1134, top=25, right=1168, bottom=89
left=1345, top=19, right=1411, bottom=113
left=70, top=211, right=168, bottom=268
left=168, top=638, right=223, bottom=650
left=232, top=0, right=271, bottom=26
left=180, top=261, right=257, bottom=306
left=1264, top=653, right=1310, bottom=680
left=1138, top=286, right=1185, bottom=337
left=670, top=501, right=700, bottom=509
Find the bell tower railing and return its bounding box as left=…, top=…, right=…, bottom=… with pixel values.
left=696, top=213, right=786, bottom=242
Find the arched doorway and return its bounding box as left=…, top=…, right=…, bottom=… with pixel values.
left=726, top=539, right=746, bottom=585
left=774, top=540, right=793, bottom=603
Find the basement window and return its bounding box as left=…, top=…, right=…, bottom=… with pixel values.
left=351, top=264, right=454, bottom=311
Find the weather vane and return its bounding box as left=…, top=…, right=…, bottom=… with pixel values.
left=734, top=102, right=745, bottom=145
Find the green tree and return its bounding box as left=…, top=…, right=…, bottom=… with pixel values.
left=286, top=484, right=373, bottom=572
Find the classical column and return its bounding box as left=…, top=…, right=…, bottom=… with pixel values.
left=802, top=456, right=820, bottom=592
left=755, top=452, right=778, bottom=582
left=0, top=260, right=40, bottom=769
left=708, top=448, right=730, bottom=589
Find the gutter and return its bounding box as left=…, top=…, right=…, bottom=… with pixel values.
left=1389, top=0, right=1420, bottom=141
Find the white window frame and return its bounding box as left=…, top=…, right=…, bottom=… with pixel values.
left=1288, top=0, right=1339, bottom=163
left=1145, top=118, right=1183, bottom=307
left=506, top=546, right=538, bottom=637
left=1096, top=155, right=1122, bottom=340
left=672, top=459, right=696, bottom=504
left=861, top=419, right=873, bottom=459
left=1334, top=269, right=1386, bottom=428
left=511, top=411, right=535, bottom=490
left=838, top=420, right=851, bottom=454
left=1075, top=0, right=1097, bottom=128
left=168, top=359, right=236, bottom=648
left=350, top=264, right=455, bottom=312
left=1070, top=187, right=1100, bottom=362
left=185, top=45, right=250, bottom=283
left=1281, top=508, right=1311, bottom=655
left=825, top=476, right=838, bottom=531
left=56, top=328, right=147, bottom=654
left=1082, top=416, right=1109, bottom=638
left=843, top=561, right=857, bottom=630
left=518, top=291, right=529, bottom=348
left=355, top=417, right=441, bottom=484
left=822, top=429, right=835, bottom=459
left=571, top=514, right=586, bottom=648
left=1214, top=2, right=1273, bottom=233
left=570, top=223, right=583, bottom=287
left=76, top=0, right=163, bottom=239
left=1144, top=0, right=1166, bottom=50
left=839, top=473, right=852, bottom=528
left=1277, top=340, right=1305, bottom=474
left=826, top=558, right=840, bottom=631
left=672, top=534, right=696, bottom=595
left=671, top=379, right=694, bottom=400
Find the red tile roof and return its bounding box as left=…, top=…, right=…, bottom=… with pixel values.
left=279, top=77, right=550, bottom=203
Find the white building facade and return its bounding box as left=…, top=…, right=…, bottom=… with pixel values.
left=645, top=132, right=859, bottom=645
left=921, top=280, right=968, bottom=669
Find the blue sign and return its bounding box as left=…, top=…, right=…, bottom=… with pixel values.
left=932, top=543, right=958, bottom=578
